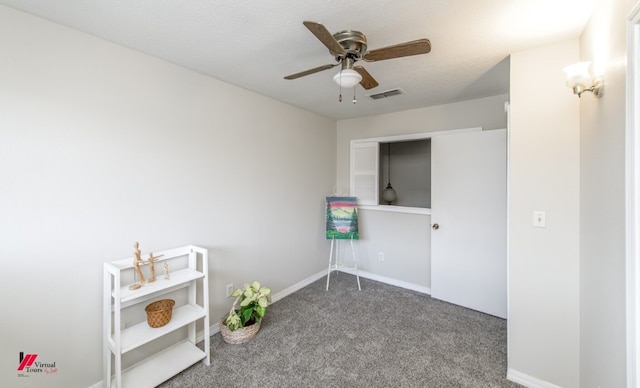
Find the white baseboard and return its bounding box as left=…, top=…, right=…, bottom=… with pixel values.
left=336, top=267, right=431, bottom=295
left=200, top=269, right=327, bottom=341
left=507, top=368, right=562, bottom=388
left=271, top=270, right=328, bottom=302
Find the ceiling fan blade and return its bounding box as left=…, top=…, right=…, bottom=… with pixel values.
left=364, top=38, right=431, bottom=62
left=303, top=21, right=346, bottom=56
left=284, top=63, right=338, bottom=80
left=353, top=66, right=379, bottom=90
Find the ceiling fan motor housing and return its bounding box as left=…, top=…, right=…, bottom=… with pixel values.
left=331, top=30, right=368, bottom=61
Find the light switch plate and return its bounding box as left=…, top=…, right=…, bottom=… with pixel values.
left=533, top=211, right=546, bottom=228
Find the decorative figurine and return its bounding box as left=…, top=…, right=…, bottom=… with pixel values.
left=146, top=252, right=164, bottom=283
left=129, top=242, right=146, bottom=290
left=163, top=262, right=170, bottom=280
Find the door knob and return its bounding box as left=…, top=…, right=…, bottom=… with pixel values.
left=432, top=223, right=439, bottom=230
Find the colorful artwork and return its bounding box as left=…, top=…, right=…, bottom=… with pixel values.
left=326, top=196, right=359, bottom=240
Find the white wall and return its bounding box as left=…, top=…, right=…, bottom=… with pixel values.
left=579, top=0, right=634, bottom=386
left=508, top=40, right=581, bottom=387
left=336, top=95, right=508, bottom=289
left=0, top=6, right=336, bottom=388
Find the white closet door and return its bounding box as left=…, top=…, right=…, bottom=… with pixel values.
left=431, top=129, right=507, bottom=318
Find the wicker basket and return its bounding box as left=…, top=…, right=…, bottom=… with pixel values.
left=220, top=318, right=261, bottom=344
left=145, top=299, right=175, bottom=328
left=219, top=296, right=261, bottom=344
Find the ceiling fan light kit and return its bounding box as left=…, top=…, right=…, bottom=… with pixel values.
left=333, top=68, right=362, bottom=88
left=284, top=21, right=431, bottom=100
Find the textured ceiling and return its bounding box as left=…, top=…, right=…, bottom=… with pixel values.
left=0, top=0, right=595, bottom=120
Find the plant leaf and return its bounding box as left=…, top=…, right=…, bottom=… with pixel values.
left=241, top=307, right=253, bottom=324
left=252, top=280, right=261, bottom=290
left=226, top=313, right=241, bottom=331
left=231, top=289, right=242, bottom=297
left=256, top=305, right=266, bottom=318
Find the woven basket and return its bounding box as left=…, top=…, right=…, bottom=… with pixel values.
left=220, top=296, right=261, bottom=344
left=220, top=318, right=261, bottom=344
left=145, top=299, right=175, bottom=328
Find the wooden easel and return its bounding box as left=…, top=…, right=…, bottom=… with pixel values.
left=326, top=236, right=361, bottom=291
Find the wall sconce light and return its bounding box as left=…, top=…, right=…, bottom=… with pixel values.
left=563, top=61, right=603, bottom=98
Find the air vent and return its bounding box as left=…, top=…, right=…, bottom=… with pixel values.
left=367, top=88, right=404, bottom=100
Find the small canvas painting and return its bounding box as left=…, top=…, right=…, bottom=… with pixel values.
left=326, top=196, right=359, bottom=240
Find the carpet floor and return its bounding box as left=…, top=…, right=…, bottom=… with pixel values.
left=158, top=273, right=521, bottom=387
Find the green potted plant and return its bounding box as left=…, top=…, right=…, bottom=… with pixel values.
left=220, top=281, right=271, bottom=344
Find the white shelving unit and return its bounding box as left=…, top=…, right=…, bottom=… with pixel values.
left=103, top=245, right=210, bottom=388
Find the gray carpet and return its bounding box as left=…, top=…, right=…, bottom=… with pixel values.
left=159, top=273, right=521, bottom=387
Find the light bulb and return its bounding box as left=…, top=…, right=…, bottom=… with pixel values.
left=563, top=61, right=592, bottom=88
left=382, top=183, right=397, bottom=204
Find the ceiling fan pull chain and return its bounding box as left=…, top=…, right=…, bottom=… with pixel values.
left=353, top=87, right=357, bottom=104
left=338, top=70, right=343, bottom=102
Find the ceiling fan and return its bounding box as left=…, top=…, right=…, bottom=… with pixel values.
left=284, top=21, right=431, bottom=91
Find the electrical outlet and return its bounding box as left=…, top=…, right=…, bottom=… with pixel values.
left=225, top=283, right=234, bottom=297
left=378, top=252, right=385, bottom=262
left=533, top=210, right=546, bottom=228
